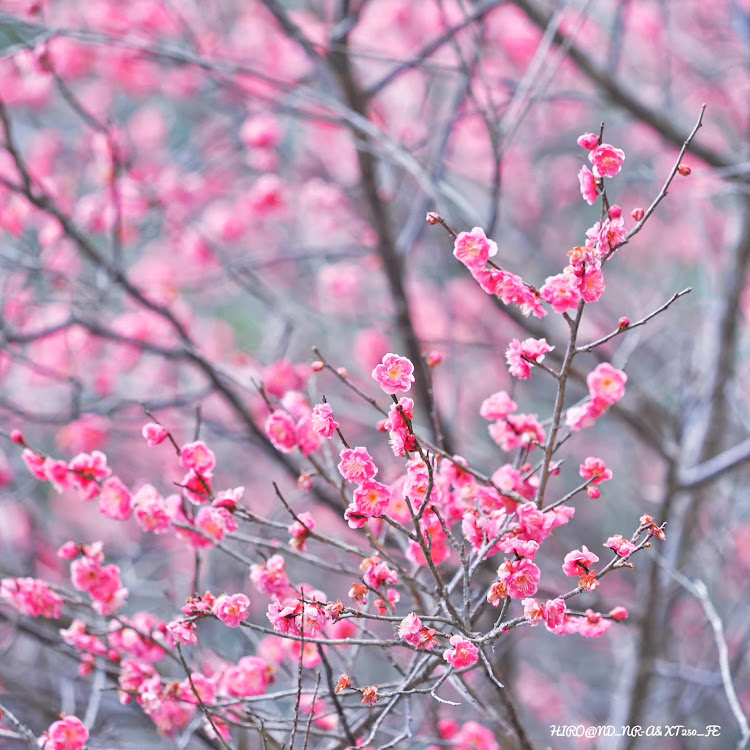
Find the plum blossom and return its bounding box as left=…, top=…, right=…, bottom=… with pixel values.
left=43, top=716, right=89, bottom=750
left=540, top=273, right=581, bottom=314
left=579, top=457, right=613, bottom=499
left=372, top=353, right=415, bottom=395
left=577, top=132, right=599, bottom=150
left=589, top=143, right=625, bottom=178
left=212, top=593, right=250, bottom=628
left=338, top=446, right=378, bottom=483
left=250, top=554, right=291, bottom=598
left=68, top=450, right=111, bottom=501
left=98, top=476, right=132, bottom=520
left=587, top=363, right=627, bottom=404
left=345, top=480, right=391, bottom=527
left=479, top=391, right=517, bottom=421
left=142, top=422, right=168, bottom=446
left=578, top=165, right=599, bottom=204
left=604, top=534, right=637, bottom=558
left=562, top=546, right=599, bottom=590
left=452, top=226, right=498, bottom=272
left=505, top=337, right=553, bottom=379
left=397, top=612, right=437, bottom=651
left=1, top=577, right=63, bottom=619
left=179, top=440, right=216, bottom=474
left=288, top=512, right=315, bottom=552
left=496, top=558, right=541, bottom=599
left=310, top=403, right=339, bottom=438
left=578, top=609, right=612, bottom=638
left=443, top=635, right=479, bottom=669
left=264, top=410, right=297, bottom=453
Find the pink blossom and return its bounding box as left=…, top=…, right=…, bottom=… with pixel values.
left=578, top=609, right=612, bottom=638
left=57, top=542, right=80, bottom=560
left=609, top=606, right=629, bottom=621
left=223, top=655, right=272, bottom=697
left=44, top=457, right=72, bottom=492
left=578, top=165, right=599, bottom=204
left=479, top=391, right=517, bottom=421
left=587, top=214, right=627, bottom=253
left=44, top=716, right=89, bottom=750
left=311, top=403, right=339, bottom=438
left=0, top=577, right=63, bottom=619
left=579, top=457, right=613, bottom=484
left=295, top=415, right=322, bottom=457
left=360, top=556, right=398, bottom=590
left=577, top=132, right=599, bottom=150
left=589, top=143, right=625, bottom=178
left=522, top=597, right=545, bottom=625
left=604, top=534, right=637, bottom=558
left=506, top=337, right=553, bottom=379
left=397, top=612, right=437, bottom=651
left=68, top=450, right=111, bottom=501
left=587, top=362, right=627, bottom=404
left=264, top=410, right=297, bottom=453
left=494, top=270, right=547, bottom=318
left=540, top=273, right=581, bottom=314
left=496, top=558, right=541, bottom=599
left=288, top=512, right=315, bottom=552
left=346, top=480, right=391, bottom=525
left=240, top=113, right=281, bottom=149
left=250, top=554, right=291, bottom=598
left=212, top=593, right=250, bottom=628
left=98, top=476, right=132, bottom=521
left=489, top=413, right=545, bottom=452
left=142, top=422, right=168, bottom=446
left=166, top=619, right=198, bottom=646
left=195, top=505, right=238, bottom=542
left=566, top=397, right=609, bottom=432
left=453, top=226, right=498, bottom=272
left=132, top=484, right=171, bottom=533
left=372, top=353, right=415, bottom=395
left=181, top=469, right=212, bottom=505
left=179, top=672, right=216, bottom=705
left=562, top=545, right=600, bottom=578
left=497, top=537, right=540, bottom=561
left=180, top=440, right=216, bottom=474
left=338, top=446, right=378, bottom=483
left=443, top=635, right=479, bottom=669
left=543, top=598, right=566, bottom=630
left=579, top=268, right=605, bottom=303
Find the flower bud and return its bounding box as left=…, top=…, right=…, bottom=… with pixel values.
left=336, top=367, right=348, bottom=378
left=609, top=606, right=629, bottom=621
left=677, top=164, right=691, bottom=176
left=426, top=212, right=441, bottom=225
left=577, top=132, right=599, bottom=150
left=631, top=208, right=645, bottom=222
left=311, top=360, right=324, bottom=372
left=618, top=316, right=630, bottom=329
left=425, top=349, right=443, bottom=367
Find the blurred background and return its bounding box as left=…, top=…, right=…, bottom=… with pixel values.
left=0, top=1, right=749, bottom=748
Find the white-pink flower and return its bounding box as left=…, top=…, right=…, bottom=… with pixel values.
left=589, top=143, right=625, bottom=178
left=578, top=165, right=599, bottom=204
left=453, top=227, right=498, bottom=272
left=443, top=635, right=479, bottom=669
left=372, top=353, right=415, bottom=395
left=45, top=716, right=89, bottom=750
left=311, top=403, right=339, bottom=438
left=587, top=362, right=627, bottom=405
left=212, top=593, right=250, bottom=628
